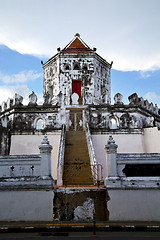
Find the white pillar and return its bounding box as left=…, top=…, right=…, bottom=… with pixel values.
left=39, top=134, right=53, bottom=177
left=104, top=135, right=118, bottom=177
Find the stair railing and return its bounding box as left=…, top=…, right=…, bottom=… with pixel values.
left=85, top=122, right=98, bottom=165
left=57, top=124, right=66, bottom=186
left=85, top=122, right=102, bottom=184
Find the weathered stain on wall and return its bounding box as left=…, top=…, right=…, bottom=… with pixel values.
left=53, top=188, right=109, bottom=221
left=0, top=128, right=10, bottom=155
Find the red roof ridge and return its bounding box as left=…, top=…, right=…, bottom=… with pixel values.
left=61, top=33, right=93, bottom=53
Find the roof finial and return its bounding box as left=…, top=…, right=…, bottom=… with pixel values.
left=74, top=33, right=80, bottom=38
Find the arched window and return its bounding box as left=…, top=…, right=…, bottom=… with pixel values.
left=54, top=65, right=57, bottom=73
left=50, top=67, right=53, bottom=76
left=109, top=117, right=118, bottom=129
left=96, top=66, right=99, bottom=74
left=36, top=118, right=45, bottom=130
left=65, top=64, right=70, bottom=70
left=101, top=66, right=103, bottom=75
left=49, top=85, right=53, bottom=98
left=83, top=64, right=88, bottom=71
left=73, top=63, right=80, bottom=70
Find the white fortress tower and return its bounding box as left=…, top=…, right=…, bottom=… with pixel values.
left=1, top=34, right=160, bottom=222
left=42, top=33, right=112, bottom=106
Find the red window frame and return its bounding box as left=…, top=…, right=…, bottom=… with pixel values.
left=72, top=80, right=81, bottom=98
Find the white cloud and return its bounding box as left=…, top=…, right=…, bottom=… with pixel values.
left=104, top=52, right=160, bottom=72
left=139, top=65, right=160, bottom=79
left=144, top=92, right=160, bottom=106
left=139, top=71, right=151, bottom=79
left=0, top=0, right=160, bottom=71
left=0, top=71, right=42, bottom=84
left=0, top=85, right=30, bottom=105
left=0, top=85, right=43, bottom=105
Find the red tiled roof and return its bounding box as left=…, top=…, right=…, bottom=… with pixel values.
left=62, top=35, right=93, bottom=53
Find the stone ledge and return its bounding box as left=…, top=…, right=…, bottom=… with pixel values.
left=0, top=176, right=54, bottom=190
left=105, top=177, right=160, bottom=189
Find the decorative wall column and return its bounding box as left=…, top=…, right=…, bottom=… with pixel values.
left=39, top=134, right=53, bottom=177
left=105, top=135, right=118, bottom=177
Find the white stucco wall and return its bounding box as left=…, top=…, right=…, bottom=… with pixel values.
left=144, top=127, right=160, bottom=153
left=0, top=190, right=54, bottom=221
left=10, top=132, right=61, bottom=179
left=92, top=127, right=160, bottom=179
left=107, top=189, right=160, bottom=221
left=92, top=133, right=144, bottom=178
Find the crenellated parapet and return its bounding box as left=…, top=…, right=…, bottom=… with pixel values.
left=1, top=90, right=160, bottom=135
left=0, top=91, right=63, bottom=130
left=89, top=92, right=160, bottom=131
left=0, top=91, right=62, bottom=155
left=128, top=93, right=159, bottom=114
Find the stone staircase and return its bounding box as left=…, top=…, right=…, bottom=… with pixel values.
left=63, top=131, right=93, bottom=186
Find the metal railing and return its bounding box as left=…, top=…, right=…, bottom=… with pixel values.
left=85, top=122, right=98, bottom=166
left=57, top=124, right=66, bottom=185
left=63, top=163, right=103, bottom=185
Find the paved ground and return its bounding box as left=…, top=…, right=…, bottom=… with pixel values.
left=1, top=231, right=160, bottom=240
left=0, top=221, right=160, bottom=232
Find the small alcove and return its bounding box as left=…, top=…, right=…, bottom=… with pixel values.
left=109, top=117, right=118, bottom=129
left=35, top=118, right=45, bottom=130
left=73, top=63, right=80, bottom=70
left=65, top=64, right=70, bottom=70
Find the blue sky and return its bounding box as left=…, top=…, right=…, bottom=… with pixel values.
left=0, top=45, right=44, bottom=104
left=0, top=0, right=160, bottom=106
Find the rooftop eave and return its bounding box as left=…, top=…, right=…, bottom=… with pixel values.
left=94, top=52, right=113, bottom=68
left=42, top=53, right=59, bottom=68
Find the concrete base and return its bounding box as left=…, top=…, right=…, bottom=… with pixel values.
left=108, top=189, right=160, bottom=221
left=0, top=190, right=54, bottom=221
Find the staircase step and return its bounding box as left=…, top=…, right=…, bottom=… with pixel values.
left=63, top=130, right=93, bottom=186
left=64, top=157, right=89, bottom=160
left=65, top=158, right=90, bottom=161
left=64, top=161, right=90, bottom=164
left=65, top=152, right=89, bottom=155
